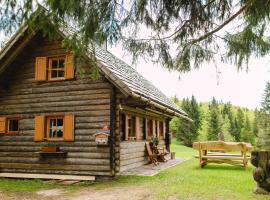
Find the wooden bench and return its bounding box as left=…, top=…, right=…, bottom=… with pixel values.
left=193, top=141, right=253, bottom=168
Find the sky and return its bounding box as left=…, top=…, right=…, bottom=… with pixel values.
left=109, top=45, right=270, bottom=109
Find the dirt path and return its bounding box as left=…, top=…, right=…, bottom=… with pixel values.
left=62, top=185, right=154, bottom=200
left=0, top=185, right=155, bottom=200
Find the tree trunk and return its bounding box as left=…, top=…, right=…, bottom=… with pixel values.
left=251, top=151, right=270, bottom=195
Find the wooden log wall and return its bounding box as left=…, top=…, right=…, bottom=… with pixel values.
left=115, top=91, right=170, bottom=173
left=118, top=140, right=165, bottom=172
left=0, top=32, right=113, bottom=177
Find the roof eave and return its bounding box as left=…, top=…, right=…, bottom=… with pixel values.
left=130, top=91, right=192, bottom=121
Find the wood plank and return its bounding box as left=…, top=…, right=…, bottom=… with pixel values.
left=0, top=173, right=95, bottom=181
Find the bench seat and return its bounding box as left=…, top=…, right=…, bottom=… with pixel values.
left=193, top=141, right=252, bottom=168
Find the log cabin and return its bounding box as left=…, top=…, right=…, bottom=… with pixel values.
left=0, top=15, right=188, bottom=180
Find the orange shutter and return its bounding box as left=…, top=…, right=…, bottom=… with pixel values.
left=35, top=57, right=47, bottom=81
left=34, top=116, right=45, bottom=142
left=65, top=54, right=74, bottom=79
left=64, top=114, right=74, bottom=141
left=0, top=117, right=7, bottom=133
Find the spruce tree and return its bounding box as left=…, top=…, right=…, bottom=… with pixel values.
left=1, top=1, right=270, bottom=73
left=236, top=108, right=245, bottom=133
left=176, top=96, right=202, bottom=147
left=230, top=117, right=241, bottom=142
left=257, top=82, right=270, bottom=150
left=241, top=114, right=255, bottom=144
left=253, top=108, right=259, bottom=137
left=207, top=97, right=222, bottom=141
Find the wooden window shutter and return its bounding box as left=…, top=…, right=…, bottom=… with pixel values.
left=35, top=57, right=47, bottom=81
left=65, top=54, right=75, bottom=79
left=64, top=114, right=74, bottom=141
left=34, top=116, right=45, bottom=142
left=0, top=117, right=6, bottom=133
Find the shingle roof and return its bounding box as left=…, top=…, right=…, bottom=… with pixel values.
left=93, top=46, right=186, bottom=116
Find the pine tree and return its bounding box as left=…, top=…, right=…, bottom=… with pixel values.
left=253, top=108, right=259, bottom=137
left=207, top=97, right=222, bottom=141
left=230, top=117, right=241, bottom=142
left=1, top=1, right=270, bottom=73
left=241, top=114, right=255, bottom=144
left=257, top=82, right=270, bottom=150
left=236, top=108, right=245, bottom=132
left=176, top=96, right=202, bottom=147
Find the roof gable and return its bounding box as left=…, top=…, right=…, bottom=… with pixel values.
left=0, top=21, right=187, bottom=118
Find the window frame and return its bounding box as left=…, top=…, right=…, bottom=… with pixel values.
left=159, top=121, right=164, bottom=139
left=125, top=115, right=136, bottom=141
left=46, top=116, right=65, bottom=141
left=47, top=55, right=66, bottom=81
left=147, top=119, right=153, bottom=139
left=7, top=118, right=20, bottom=134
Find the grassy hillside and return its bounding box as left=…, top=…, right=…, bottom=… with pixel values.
left=171, top=98, right=257, bottom=143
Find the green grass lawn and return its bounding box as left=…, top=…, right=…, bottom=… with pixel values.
left=0, top=140, right=268, bottom=200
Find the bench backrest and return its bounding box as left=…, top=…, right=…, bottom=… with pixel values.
left=193, top=141, right=252, bottom=152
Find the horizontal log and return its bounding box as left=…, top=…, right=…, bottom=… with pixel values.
left=68, top=152, right=110, bottom=159
left=0, top=146, right=110, bottom=153
left=119, top=161, right=147, bottom=172
left=120, top=157, right=146, bottom=166
left=0, top=157, right=110, bottom=165
left=0, top=141, right=98, bottom=147
left=0, top=93, right=110, bottom=106
left=0, top=173, right=95, bottom=181
left=6, top=82, right=111, bottom=96
left=0, top=135, right=33, bottom=141
left=120, top=152, right=145, bottom=160
left=0, top=152, right=39, bottom=158
left=0, top=152, right=110, bottom=159
left=0, top=168, right=112, bottom=176
left=0, top=88, right=111, bottom=102
left=1, top=103, right=110, bottom=114
left=0, top=163, right=111, bottom=171
left=120, top=141, right=146, bottom=149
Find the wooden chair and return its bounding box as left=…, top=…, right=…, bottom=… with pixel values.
left=145, top=142, right=159, bottom=165
left=155, top=145, right=168, bottom=162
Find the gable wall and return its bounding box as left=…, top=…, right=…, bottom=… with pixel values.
left=0, top=32, right=113, bottom=176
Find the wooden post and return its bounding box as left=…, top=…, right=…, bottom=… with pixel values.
left=125, top=115, right=130, bottom=141
left=165, top=118, right=170, bottom=152
left=152, top=120, right=156, bottom=138
left=157, top=121, right=160, bottom=139
left=135, top=116, right=140, bottom=140
left=109, top=86, right=117, bottom=177
left=145, top=118, right=148, bottom=140
left=163, top=122, right=166, bottom=139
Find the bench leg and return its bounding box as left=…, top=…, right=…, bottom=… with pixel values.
left=200, top=160, right=207, bottom=168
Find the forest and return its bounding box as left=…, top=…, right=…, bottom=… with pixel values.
left=170, top=94, right=261, bottom=147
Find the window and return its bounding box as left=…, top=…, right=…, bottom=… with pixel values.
left=48, top=56, right=66, bottom=80
left=147, top=119, right=153, bottom=138
left=159, top=121, right=164, bottom=139
left=8, top=118, right=19, bottom=133
left=35, top=54, right=74, bottom=81
left=125, top=115, right=136, bottom=140
left=0, top=117, right=20, bottom=134
left=46, top=116, right=64, bottom=140
left=34, top=115, right=74, bottom=142
left=139, top=117, right=145, bottom=140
